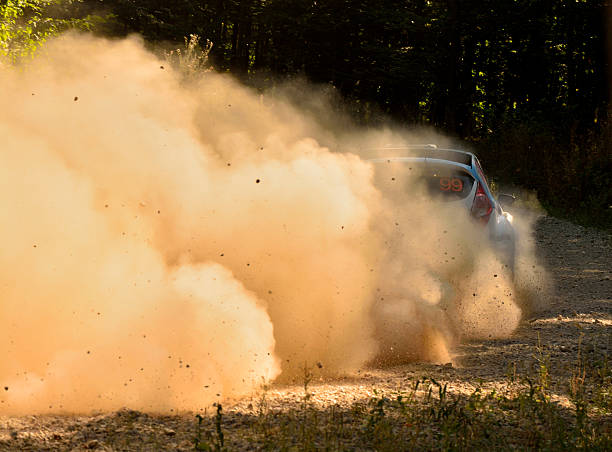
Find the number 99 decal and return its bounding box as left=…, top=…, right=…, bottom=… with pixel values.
left=439, top=177, right=464, bottom=192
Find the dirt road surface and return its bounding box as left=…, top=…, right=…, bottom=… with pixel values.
left=1, top=215, right=610, bottom=451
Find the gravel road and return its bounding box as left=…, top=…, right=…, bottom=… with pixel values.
left=1, top=215, right=610, bottom=451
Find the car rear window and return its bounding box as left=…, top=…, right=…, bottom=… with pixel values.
left=373, top=161, right=474, bottom=201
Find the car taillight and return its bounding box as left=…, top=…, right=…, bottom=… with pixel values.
left=471, top=183, right=492, bottom=224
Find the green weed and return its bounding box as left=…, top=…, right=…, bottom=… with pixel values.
left=193, top=346, right=612, bottom=451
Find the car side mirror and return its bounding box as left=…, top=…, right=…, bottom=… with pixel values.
left=498, top=193, right=516, bottom=208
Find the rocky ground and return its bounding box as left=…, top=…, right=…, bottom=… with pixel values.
left=1, top=215, right=610, bottom=451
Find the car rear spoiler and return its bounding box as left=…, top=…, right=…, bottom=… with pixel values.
left=362, top=145, right=472, bottom=166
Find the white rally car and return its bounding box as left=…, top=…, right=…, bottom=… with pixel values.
left=369, top=144, right=516, bottom=272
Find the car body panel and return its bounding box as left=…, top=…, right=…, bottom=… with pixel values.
left=368, top=146, right=516, bottom=272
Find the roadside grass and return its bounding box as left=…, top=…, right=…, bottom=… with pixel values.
left=194, top=342, right=612, bottom=451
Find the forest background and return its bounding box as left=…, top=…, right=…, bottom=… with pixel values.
left=1, top=0, right=610, bottom=228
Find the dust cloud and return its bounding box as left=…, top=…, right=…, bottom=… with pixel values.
left=0, top=34, right=547, bottom=414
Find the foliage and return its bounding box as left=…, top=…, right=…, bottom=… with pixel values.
left=0, top=0, right=92, bottom=62
left=164, top=34, right=213, bottom=80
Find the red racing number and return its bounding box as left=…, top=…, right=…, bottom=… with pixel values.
left=439, top=177, right=463, bottom=192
